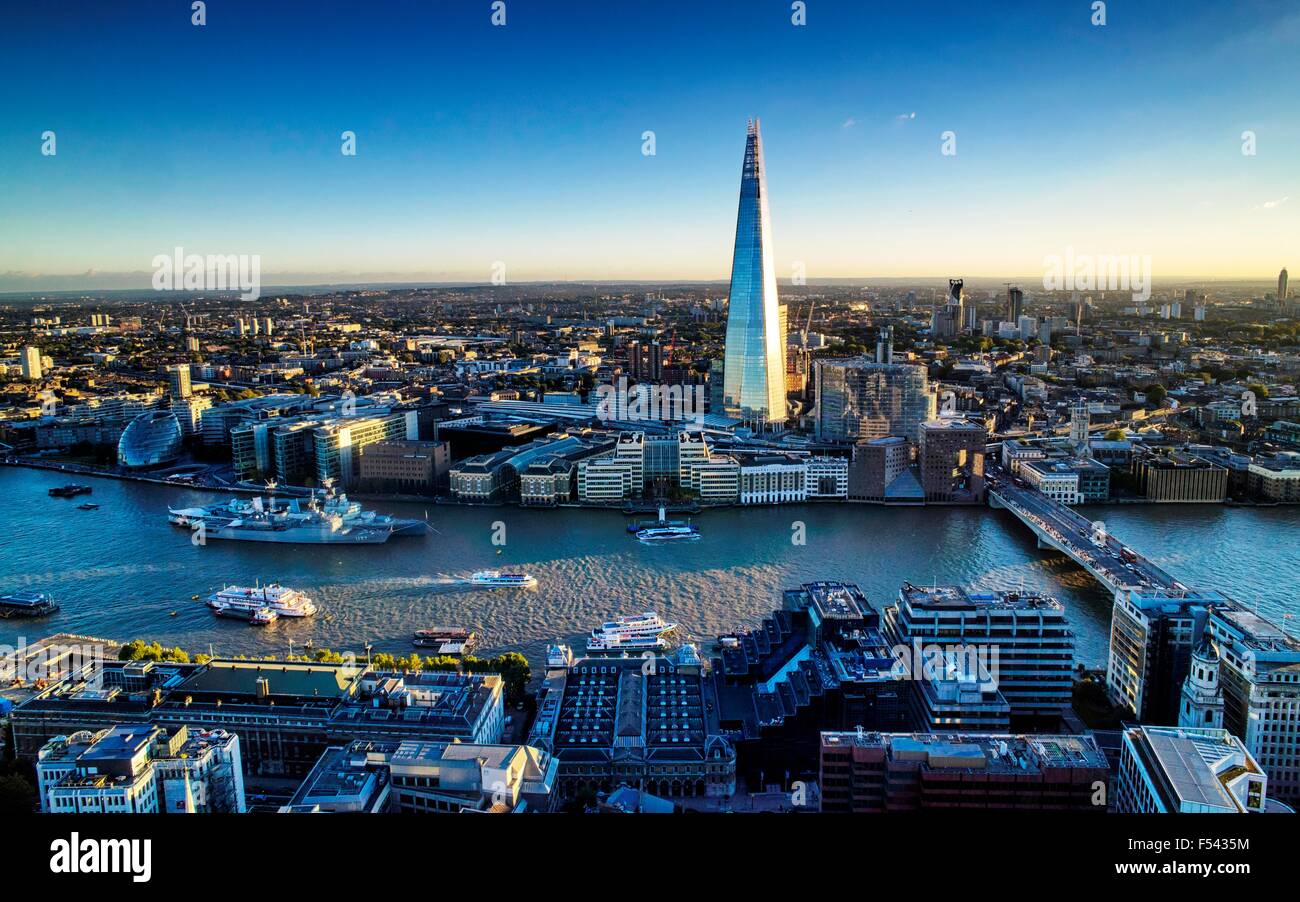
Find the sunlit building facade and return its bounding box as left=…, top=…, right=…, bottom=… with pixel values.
left=721, top=119, right=786, bottom=427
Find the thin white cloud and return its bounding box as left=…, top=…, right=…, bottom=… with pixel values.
left=1258, top=196, right=1290, bottom=210
left=896, top=112, right=916, bottom=120
left=841, top=117, right=856, bottom=129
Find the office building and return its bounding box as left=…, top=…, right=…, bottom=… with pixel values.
left=918, top=418, right=986, bottom=503
left=721, top=120, right=786, bottom=426
left=12, top=659, right=504, bottom=779
left=911, top=656, right=1011, bottom=734
left=1019, top=457, right=1110, bottom=505
left=737, top=452, right=808, bottom=504
left=358, top=439, right=449, bottom=493
left=1106, top=589, right=1233, bottom=723
left=169, top=394, right=212, bottom=438
left=819, top=730, right=1109, bottom=812
left=1204, top=606, right=1300, bottom=802
left=885, top=583, right=1075, bottom=725
left=199, top=393, right=317, bottom=446
left=847, top=436, right=922, bottom=503
left=1132, top=452, right=1228, bottom=502
left=314, top=412, right=418, bottom=487
left=1116, top=725, right=1268, bottom=813
left=283, top=738, right=557, bottom=814
left=38, top=723, right=245, bottom=814
left=805, top=455, right=850, bottom=498
left=815, top=358, right=935, bottom=443
left=714, top=583, right=910, bottom=787
left=117, top=410, right=184, bottom=469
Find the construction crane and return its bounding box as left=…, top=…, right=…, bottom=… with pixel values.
left=799, top=301, right=815, bottom=347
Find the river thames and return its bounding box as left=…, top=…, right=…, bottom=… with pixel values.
left=2, top=466, right=1296, bottom=668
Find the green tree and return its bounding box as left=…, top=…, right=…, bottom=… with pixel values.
left=0, top=774, right=37, bottom=814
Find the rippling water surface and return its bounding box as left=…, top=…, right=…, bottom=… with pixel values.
left=2, top=467, right=1296, bottom=668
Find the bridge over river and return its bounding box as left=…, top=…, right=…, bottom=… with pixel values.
left=988, top=473, right=1188, bottom=597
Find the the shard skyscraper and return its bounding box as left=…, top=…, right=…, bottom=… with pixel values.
left=722, top=119, right=786, bottom=426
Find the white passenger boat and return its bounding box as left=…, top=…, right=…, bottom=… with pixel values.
left=469, top=570, right=537, bottom=588
left=206, top=584, right=318, bottom=619
left=586, top=612, right=677, bottom=654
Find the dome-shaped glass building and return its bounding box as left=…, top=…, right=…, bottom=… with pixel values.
left=118, top=410, right=183, bottom=469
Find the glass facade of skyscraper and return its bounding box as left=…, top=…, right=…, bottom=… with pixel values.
left=722, top=120, right=786, bottom=426
left=814, top=358, right=936, bottom=443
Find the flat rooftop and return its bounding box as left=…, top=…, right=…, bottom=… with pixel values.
left=1214, top=607, right=1300, bottom=654
left=900, top=582, right=1064, bottom=612
left=822, top=731, right=1108, bottom=773
left=177, top=660, right=360, bottom=699
left=1135, top=726, right=1261, bottom=812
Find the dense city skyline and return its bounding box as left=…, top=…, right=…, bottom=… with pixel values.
left=2, top=1, right=1298, bottom=288
left=1, top=3, right=1298, bottom=871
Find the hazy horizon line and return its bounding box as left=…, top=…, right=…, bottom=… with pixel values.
left=0, top=273, right=1284, bottom=299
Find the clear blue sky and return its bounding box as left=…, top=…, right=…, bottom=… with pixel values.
left=1, top=0, right=1296, bottom=287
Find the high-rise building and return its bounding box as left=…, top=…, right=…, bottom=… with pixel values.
left=814, top=358, right=935, bottom=443
left=721, top=120, right=786, bottom=426
left=884, top=582, right=1075, bottom=725
left=1115, top=725, right=1269, bottom=813
left=875, top=325, right=894, bottom=364
left=627, top=339, right=663, bottom=381
left=1106, top=589, right=1232, bottom=723
left=21, top=345, right=42, bottom=380
left=165, top=363, right=192, bottom=399
left=169, top=395, right=212, bottom=438
left=1279, top=267, right=1289, bottom=305
left=778, top=301, right=788, bottom=388
left=1007, top=286, right=1024, bottom=323
left=930, top=279, right=965, bottom=337
left=314, top=412, right=418, bottom=487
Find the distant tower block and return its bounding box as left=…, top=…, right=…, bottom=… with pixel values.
left=875, top=325, right=894, bottom=364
